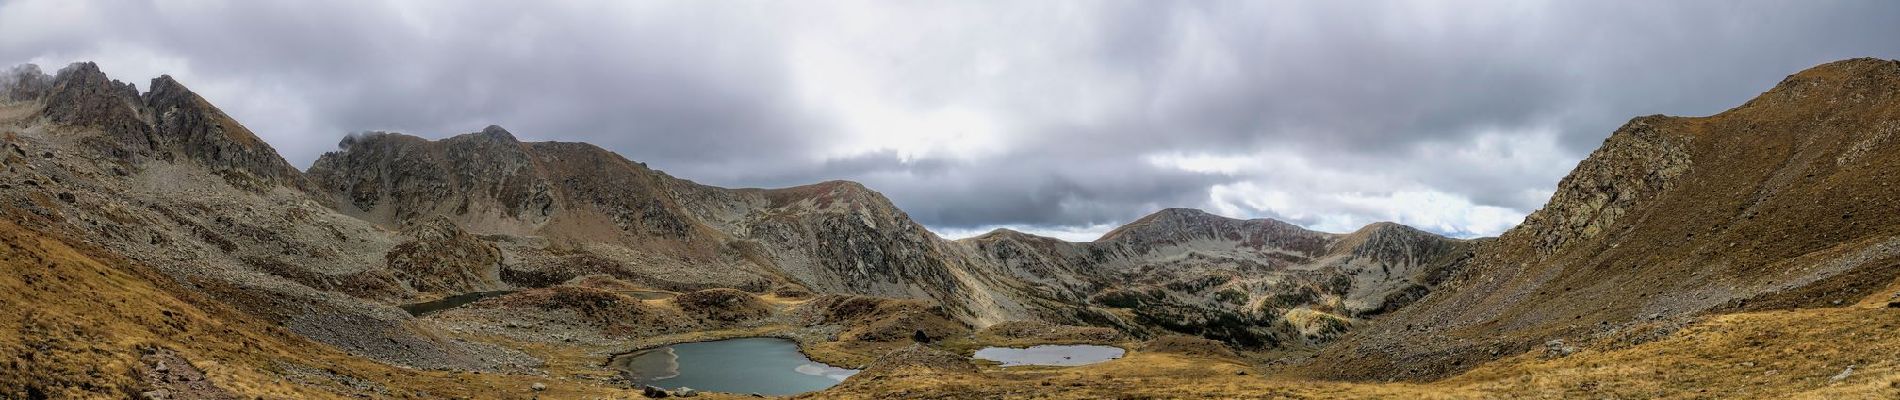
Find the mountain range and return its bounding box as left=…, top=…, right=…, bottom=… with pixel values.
left=4, top=58, right=1900, bottom=399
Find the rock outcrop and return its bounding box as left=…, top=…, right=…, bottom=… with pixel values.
left=28, top=63, right=306, bottom=190
left=1304, top=57, right=1900, bottom=381
left=142, top=75, right=307, bottom=191
left=384, top=217, right=505, bottom=295
left=957, top=208, right=1474, bottom=348
left=0, top=64, right=54, bottom=102
left=3, top=61, right=1477, bottom=369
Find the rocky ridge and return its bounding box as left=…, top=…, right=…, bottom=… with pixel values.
left=1304, top=57, right=1900, bottom=380
left=7, top=57, right=1900, bottom=398
left=3, top=60, right=1461, bottom=379
left=958, top=208, right=1474, bottom=347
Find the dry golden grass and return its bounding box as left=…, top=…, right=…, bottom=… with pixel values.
left=825, top=299, right=1900, bottom=399
left=1449, top=306, right=1900, bottom=399
left=0, top=214, right=646, bottom=399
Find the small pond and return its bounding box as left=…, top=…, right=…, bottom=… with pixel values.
left=624, top=289, right=674, bottom=300
left=399, top=290, right=514, bottom=316
left=973, top=344, right=1125, bottom=367
left=608, top=337, right=858, bottom=395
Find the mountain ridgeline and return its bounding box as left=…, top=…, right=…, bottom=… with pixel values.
left=0, top=60, right=1466, bottom=360
left=7, top=58, right=1900, bottom=398
left=1303, top=57, right=1900, bottom=380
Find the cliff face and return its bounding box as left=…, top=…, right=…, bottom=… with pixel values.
left=142, top=75, right=308, bottom=191
left=1, top=63, right=531, bottom=372
left=26, top=63, right=306, bottom=190
left=1307, top=58, right=1900, bottom=381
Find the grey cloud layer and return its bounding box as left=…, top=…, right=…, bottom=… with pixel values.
left=4, top=0, right=1898, bottom=238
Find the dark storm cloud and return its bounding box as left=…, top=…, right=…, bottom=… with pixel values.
left=4, top=0, right=1899, bottom=238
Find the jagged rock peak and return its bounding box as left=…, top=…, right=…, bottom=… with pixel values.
left=139, top=72, right=304, bottom=190
left=143, top=75, right=193, bottom=103
left=1, top=63, right=54, bottom=101
left=472, top=124, right=519, bottom=142
left=34, top=62, right=304, bottom=191
left=49, top=62, right=140, bottom=98
left=334, top=131, right=421, bottom=150
left=42, top=62, right=152, bottom=150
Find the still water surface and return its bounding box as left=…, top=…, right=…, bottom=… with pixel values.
left=609, top=338, right=857, bottom=395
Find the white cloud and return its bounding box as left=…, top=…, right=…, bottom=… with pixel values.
left=1147, top=127, right=1562, bottom=237
left=4, top=0, right=1896, bottom=237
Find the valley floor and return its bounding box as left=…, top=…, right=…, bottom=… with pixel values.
left=823, top=306, right=1900, bottom=399
left=9, top=201, right=1898, bottom=400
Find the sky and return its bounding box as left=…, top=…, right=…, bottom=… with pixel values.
left=4, top=0, right=1899, bottom=241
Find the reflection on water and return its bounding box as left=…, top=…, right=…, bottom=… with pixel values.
left=614, top=347, right=680, bottom=380
left=792, top=362, right=859, bottom=381
left=609, top=338, right=858, bottom=395
left=973, top=344, right=1125, bottom=367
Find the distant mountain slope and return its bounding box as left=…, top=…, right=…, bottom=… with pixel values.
left=1, top=60, right=1472, bottom=361
left=304, top=129, right=1042, bottom=324
left=958, top=208, right=1475, bottom=347
left=304, top=123, right=1472, bottom=337
left=1305, top=57, right=1900, bottom=380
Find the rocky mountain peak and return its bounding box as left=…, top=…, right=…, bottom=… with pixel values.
left=28, top=62, right=306, bottom=191
left=473, top=124, right=520, bottom=142
left=42, top=62, right=151, bottom=149
left=308, top=126, right=556, bottom=228
left=139, top=72, right=306, bottom=191
left=0, top=63, right=54, bottom=101
left=1308, top=57, right=1900, bottom=381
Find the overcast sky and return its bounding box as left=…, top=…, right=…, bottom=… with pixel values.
left=5, top=1, right=1899, bottom=240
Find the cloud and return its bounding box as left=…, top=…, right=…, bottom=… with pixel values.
left=3, top=0, right=1898, bottom=239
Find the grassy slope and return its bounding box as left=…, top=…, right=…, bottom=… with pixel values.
left=817, top=301, right=1900, bottom=399
left=0, top=212, right=651, bottom=399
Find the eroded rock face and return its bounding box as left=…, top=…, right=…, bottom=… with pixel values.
left=308, top=127, right=555, bottom=227
left=3, top=62, right=536, bottom=373
left=143, top=75, right=307, bottom=191
left=34, top=63, right=305, bottom=190
left=308, top=130, right=1027, bottom=324
left=9, top=61, right=1483, bottom=361
left=1519, top=116, right=1692, bottom=255
left=385, top=217, right=505, bottom=295
left=955, top=209, right=1474, bottom=348
left=1306, top=57, right=1900, bottom=381
left=42, top=62, right=153, bottom=156
left=0, top=64, right=54, bottom=102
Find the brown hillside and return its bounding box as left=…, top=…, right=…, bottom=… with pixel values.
left=1304, top=57, right=1900, bottom=380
